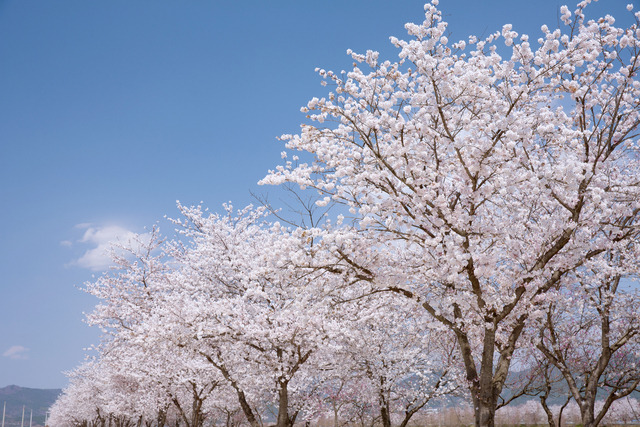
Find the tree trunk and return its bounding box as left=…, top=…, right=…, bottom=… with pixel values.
left=459, top=326, right=500, bottom=427
left=156, top=409, right=167, bottom=427
left=457, top=317, right=525, bottom=427
left=378, top=381, right=391, bottom=427
left=538, top=381, right=556, bottom=427
left=276, top=380, right=295, bottom=427
left=190, top=395, right=204, bottom=427
left=557, top=394, right=571, bottom=427
left=581, top=414, right=596, bottom=427
left=234, top=388, right=260, bottom=427
left=397, top=408, right=421, bottom=427
left=539, top=395, right=555, bottom=427
left=579, top=401, right=597, bottom=427
left=379, top=405, right=391, bottom=427
left=474, top=400, right=496, bottom=427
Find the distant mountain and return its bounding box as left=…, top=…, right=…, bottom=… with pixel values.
left=0, top=385, right=61, bottom=427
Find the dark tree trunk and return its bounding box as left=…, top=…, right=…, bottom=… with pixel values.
left=580, top=400, right=597, bottom=427
left=378, top=378, right=391, bottom=427
left=557, top=394, right=571, bottom=427
left=459, top=327, right=499, bottom=427
left=234, top=388, right=260, bottom=427
left=156, top=409, right=167, bottom=427
left=457, top=320, right=524, bottom=427
left=539, top=394, right=555, bottom=427
left=379, top=402, right=391, bottom=427
left=474, top=400, right=497, bottom=427
left=275, top=380, right=297, bottom=427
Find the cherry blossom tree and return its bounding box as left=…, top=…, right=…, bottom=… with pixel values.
left=309, top=377, right=377, bottom=426
left=54, top=226, right=230, bottom=427
left=159, top=203, right=347, bottom=427
left=101, top=336, right=226, bottom=427
left=48, top=359, right=166, bottom=427
left=501, top=344, right=573, bottom=427
left=261, top=1, right=640, bottom=425
left=330, top=293, right=463, bottom=427
left=535, top=275, right=640, bottom=426
left=65, top=203, right=350, bottom=427
left=80, top=228, right=225, bottom=427
left=48, top=362, right=107, bottom=427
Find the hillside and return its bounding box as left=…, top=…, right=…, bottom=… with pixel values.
left=0, top=385, right=61, bottom=427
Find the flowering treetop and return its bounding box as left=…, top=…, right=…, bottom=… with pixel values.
left=262, top=1, right=640, bottom=424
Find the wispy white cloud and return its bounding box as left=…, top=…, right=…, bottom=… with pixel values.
left=68, top=224, right=139, bottom=271
left=3, top=345, right=29, bottom=360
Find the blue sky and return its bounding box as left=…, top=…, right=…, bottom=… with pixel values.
left=0, top=0, right=637, bottom=389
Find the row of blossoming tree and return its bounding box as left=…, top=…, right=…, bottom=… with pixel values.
left=49, top=1, right=640, bottom=426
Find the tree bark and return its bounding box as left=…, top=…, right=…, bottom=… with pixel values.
left=378, top=379, right=391, bottom=427
left=156, top=409, right=167, bottom=427
left=458, top=326, right=498, bottom=427
left=201, top=353, right=260, bottom=427
left=235, top=388, right=260, bottom=427
left=557, top=395, right=571, bottom=427
left=276, top=380, right=295, bottom=427
left=457, top=320, right=525, bottom=427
